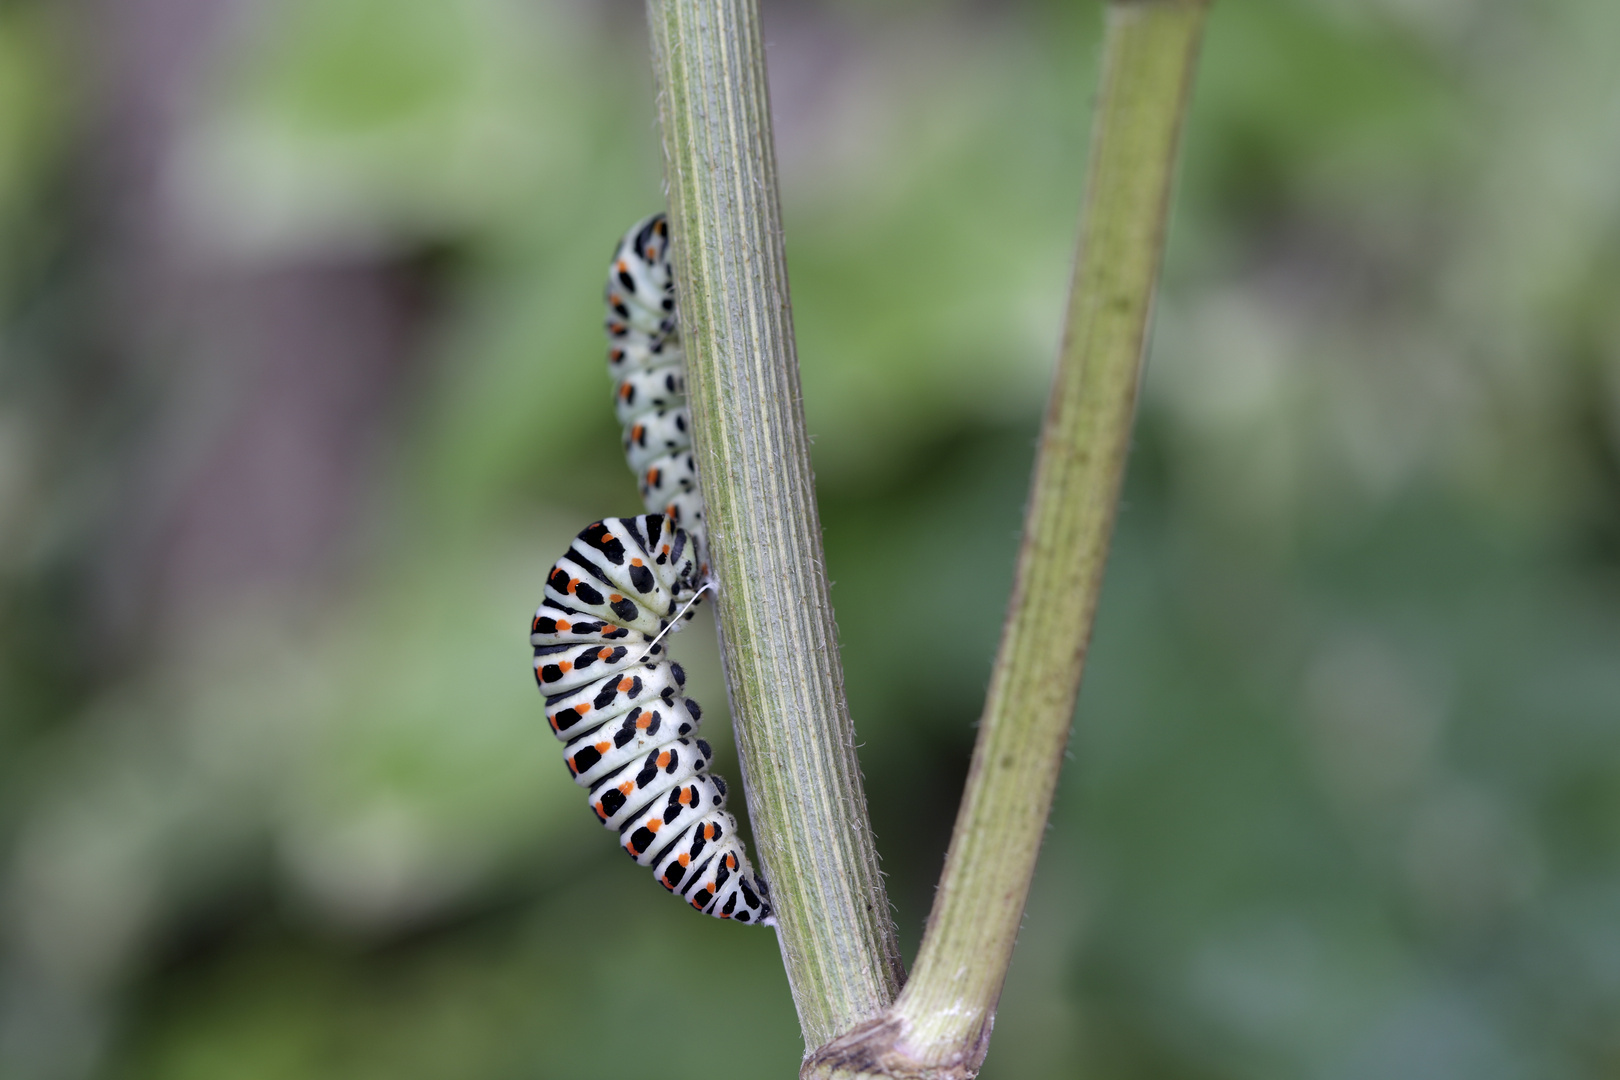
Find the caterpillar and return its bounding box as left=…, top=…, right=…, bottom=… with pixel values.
left=528, top=215, right=772, bottom=925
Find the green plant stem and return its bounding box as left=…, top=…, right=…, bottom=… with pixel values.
left=802, top=2, right=1208, bottom=1077
left=645, top=0, right=906, bottom=1052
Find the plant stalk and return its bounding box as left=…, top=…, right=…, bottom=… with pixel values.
left=802, top=2, right=1209, bottom=1077
left=645, top=0, right=907, bottom=1052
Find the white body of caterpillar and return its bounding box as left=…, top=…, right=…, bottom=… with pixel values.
left=527, top=215, right=771, bottom=925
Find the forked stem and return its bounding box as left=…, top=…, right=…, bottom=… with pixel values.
left=803, top=2, right=1209, bottom=1076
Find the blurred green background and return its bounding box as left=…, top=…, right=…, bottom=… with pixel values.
left=2, top=0, right=1619, bottom=1077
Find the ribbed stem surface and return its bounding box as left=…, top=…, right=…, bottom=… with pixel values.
left=646, top=0, right=906, bottom=1052
left=803, top=3, right=1208, bottom=1076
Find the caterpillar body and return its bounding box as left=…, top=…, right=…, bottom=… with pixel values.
left=529, top=215, right=772, bottom=925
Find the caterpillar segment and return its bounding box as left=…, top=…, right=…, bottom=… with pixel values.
left=532, top=515, right=773, bottom=925
left=603, top=214, right=707, bottom=561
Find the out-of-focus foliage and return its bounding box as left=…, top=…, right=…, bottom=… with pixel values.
left=2, top=0, right=1618, bottom=1078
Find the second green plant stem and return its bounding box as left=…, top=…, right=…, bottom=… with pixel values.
left=804, top=2, right=1209, bottom=1076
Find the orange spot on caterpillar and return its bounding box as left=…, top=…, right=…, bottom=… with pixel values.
left=646, top=819, right=661, bottom=833
left=618, top=678, right=633, bottom=692
left=596, top=742, right=610, bottom=753
left=608, top=594, right=623, bottom=604
left=636, top=713, right=652, bottom=730
left=630, top=558, right=643, bottom=567
left=557, top=660, right=572, bottom=674
left=647, top=468, right=661, bottom=486
left=678, top=788, right=693, bottom=805
left=618, top=781, right=634, bottom=795
left=656, top=751, right=671, bottom=767
left=678, top=854, right=690, bottom=866
left=566, top=578, right=580, bottom=594
left=576, top=703, right=591, bottom=715
left=555, top=619, right=571, bottom=631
